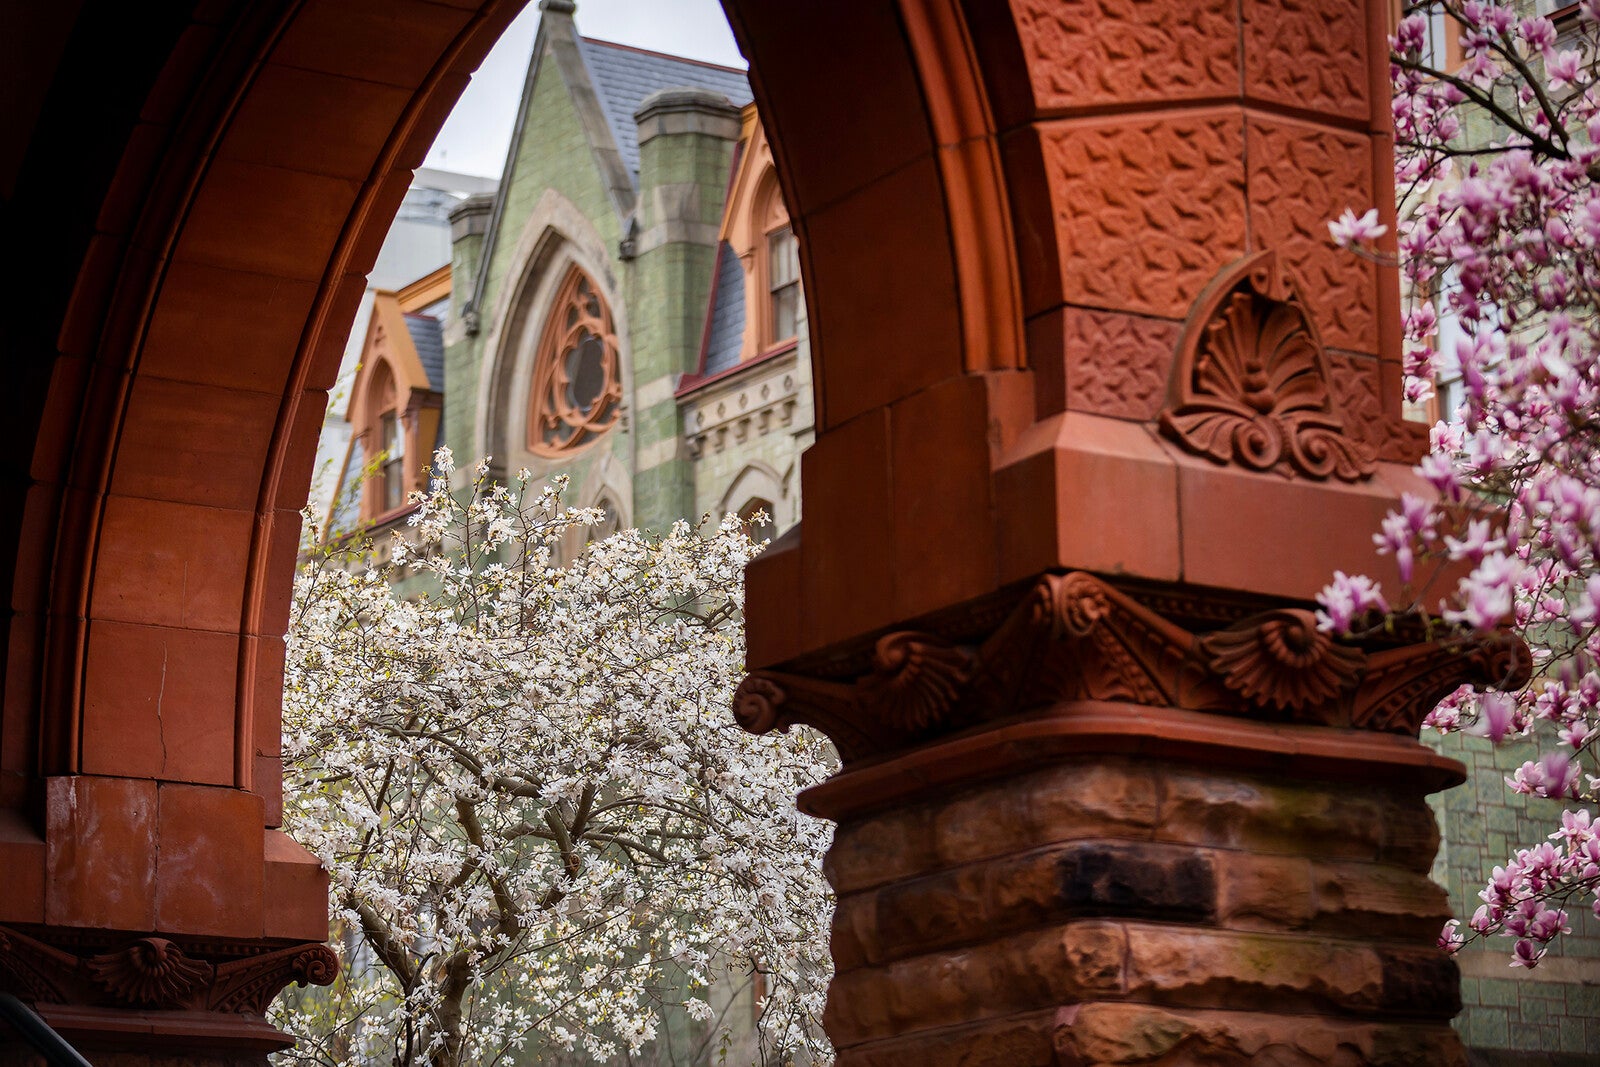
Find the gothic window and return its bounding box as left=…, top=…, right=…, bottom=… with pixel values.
left=737, top=497, right=774, bottom=539
left=528, top=268, right=622, bottom=456
left=379, top=410, right=404, bottom=512
left=767, top=225, right=799, bottom=346
left=592, top=495, right=624, bottom=538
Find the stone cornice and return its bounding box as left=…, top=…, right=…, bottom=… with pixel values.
left=734, top=571, right=1530, bottom=768
left=0, top=924, right=337, bottom=1050
left=681, top=347, right=803, bottom=458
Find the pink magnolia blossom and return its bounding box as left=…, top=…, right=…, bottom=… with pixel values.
left=1352, top=2, right=1600, bottom=967
left=1328, top=207, right=1388, bottom=247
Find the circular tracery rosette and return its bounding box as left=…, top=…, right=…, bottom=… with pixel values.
left=529, top=269, right=622, bottom=456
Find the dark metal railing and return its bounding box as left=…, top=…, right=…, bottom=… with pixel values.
left=0, top=994, right=93, bottom=1067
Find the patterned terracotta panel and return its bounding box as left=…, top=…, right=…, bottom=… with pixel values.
left=1246, top=116, right=1377, bottom=353
left=1043, top=112, right=1247, bottom=319
left=1062, top=307, right=1179, bottom=421
left=1328, top=351, right=1430, bottom=464
left=1012, top=0, right=1238, bottom=113
left=1243, top=0, right=1370, bottom=123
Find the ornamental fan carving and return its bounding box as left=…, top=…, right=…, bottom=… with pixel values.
left=1197, top=610, right=1364, bottom=711
left=861, top=633, right=973, bottom=733
left=528, top=267, right=622, bottom=456
left=87, top=937, right=212, bottom=1008
left=1160, top=251, right=1375, bottom=482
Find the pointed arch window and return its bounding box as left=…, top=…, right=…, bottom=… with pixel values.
left=529, top=268, right=622, bottom=456
left=767, top=225, right=799, bottom=346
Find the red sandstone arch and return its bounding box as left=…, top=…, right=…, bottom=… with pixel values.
left=2, top=0, right=1027, bottom=955
left=3, top=1, right=1467, bottom=1063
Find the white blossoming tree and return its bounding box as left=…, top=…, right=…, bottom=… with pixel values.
left=272, top=451, right=835, bottom=1067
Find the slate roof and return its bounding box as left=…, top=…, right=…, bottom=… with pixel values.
left=404, top=313, right=446, bottom=392
left=702, top=241, right=746, bottom=377
left=575, top=37, right=751, bottom=182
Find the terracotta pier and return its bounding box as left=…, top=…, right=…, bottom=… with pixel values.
left=729, top=0, right=1529, bottom=1063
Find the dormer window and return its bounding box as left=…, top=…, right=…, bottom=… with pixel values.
left=768, top=226, right=799, bottom=346
left=332, top=278, right=447, bottom=535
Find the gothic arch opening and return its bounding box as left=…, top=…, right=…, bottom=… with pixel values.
left=4, top=0, right=1021, bottom=959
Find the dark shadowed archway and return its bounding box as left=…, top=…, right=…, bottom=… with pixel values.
left=3, top=1, right=1506, bottom=1063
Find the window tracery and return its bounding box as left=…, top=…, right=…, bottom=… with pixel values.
left=528, top=268, right=622, bottom=456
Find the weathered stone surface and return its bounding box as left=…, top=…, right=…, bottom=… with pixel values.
left=1312, top=860, right=1452, bottom=939
left=1123, top=924, right=1384, bottom=1013
left=1052, top=1003, right=1469, bottom=1066
left=1154, top=769, right=1392, bottom=860
left=823, top=752, right=1462, bottom=1063
left=1056, top=842, right=1216, bottom=922
left=825, top=805, right=938, bottom=894
left=1215, top=854, right=1315, bottom=931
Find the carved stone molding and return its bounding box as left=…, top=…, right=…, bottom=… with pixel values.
left=681, top=347, right=803, bottom=460
left=1160, top=250, right=1377, bottom=481
left=734, top=572, right=1531, bottom=765
left=0, top=925, right=338, bottom=1016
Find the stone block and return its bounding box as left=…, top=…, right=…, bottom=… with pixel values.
left=1122, top=924, right=1383, bottom=1013
left=1054, top=841, right=1216, bottom=922
left=46, top=776, right=158, bottom=931
left=1312, top=860, right=1451, bottom=939
left=154, top=782, right=265, bottom=938
left=1215, top=854, right=1314, bottom=931
left=1025, top=758, right=1160, bottom=844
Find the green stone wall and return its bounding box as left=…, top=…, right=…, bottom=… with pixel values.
left=1426, top=730, right=1600, bottom=1060
left=443, top=43, right=627, bottom=503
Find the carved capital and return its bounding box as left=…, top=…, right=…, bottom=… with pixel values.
left=1161, top=250, right=1376, bottom=482
left=0, top=924, right=338, bottom=1017
left=736, top=573, right=1530, bottom=766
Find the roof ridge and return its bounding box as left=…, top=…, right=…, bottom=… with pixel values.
left=578, top=35, right=747, bottom=76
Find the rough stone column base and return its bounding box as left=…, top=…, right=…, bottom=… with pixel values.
left=814, top=709, right=1468, bottom=1067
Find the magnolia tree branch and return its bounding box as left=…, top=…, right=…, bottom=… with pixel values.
left=1327, top=0, right=1600, bottom=970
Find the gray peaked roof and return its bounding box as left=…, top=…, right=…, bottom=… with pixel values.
left=575, top=36, right=752, bottom=183
left=702, top=241, right=747, bottom=377
left=404, top=312, right=446, bottom=391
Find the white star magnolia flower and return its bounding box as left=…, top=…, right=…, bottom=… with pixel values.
left=271, top=453, right=836, bottom=1067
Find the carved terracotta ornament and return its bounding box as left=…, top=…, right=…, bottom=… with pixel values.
left=733, top=572, right=1531, bottom=765
left=87, top=937, right=211, bottom=1007
left=0, top=924, right=338, bottom=1016
left=1160, top=250, right=1376, bottom=481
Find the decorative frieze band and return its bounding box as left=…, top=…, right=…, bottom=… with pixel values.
left=0, top=925, right=337, bottom=1016
left=682, top=351, right=802, bottom=459
left=735, top=572, right=1530, bottom=764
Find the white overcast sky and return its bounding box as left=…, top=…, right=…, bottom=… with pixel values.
left=425, top=1, right=745, bottom=178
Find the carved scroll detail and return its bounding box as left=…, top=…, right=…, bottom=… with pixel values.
left=735, top=573, right=1530, bottom=765
left=1161, top=250, right=1376, bottom=481
left=0, top=926, right=77, bottom=1004
left=210, top=943, right=341, bottom=1015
